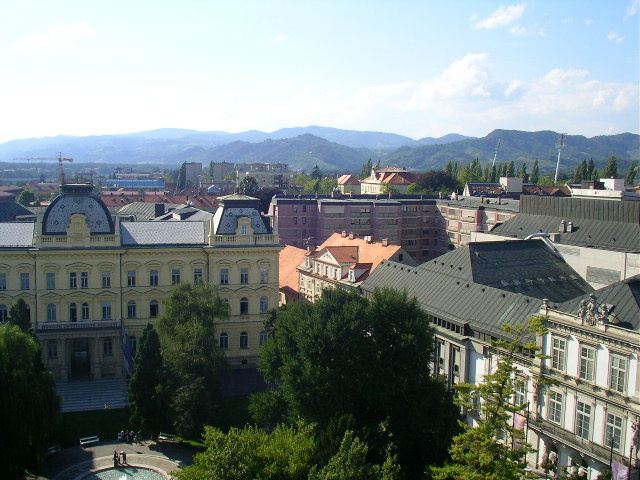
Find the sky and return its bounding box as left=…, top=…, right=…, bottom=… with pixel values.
left=0, top=0, right=638, bottom=143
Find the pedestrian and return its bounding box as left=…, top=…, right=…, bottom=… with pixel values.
left=120, top=451, right=127, bottom=465
left=113, top=451, right=119, bottom=467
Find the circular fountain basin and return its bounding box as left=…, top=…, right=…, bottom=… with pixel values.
left=82, top=466, right=165, bottom=479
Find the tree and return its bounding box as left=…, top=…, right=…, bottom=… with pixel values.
left=430, top=316, right=549, bottom=480
left=0, top=324, right=60, bottom=479
left=380, top=183, right=399, bottom=195
left=413, top=170, right=457, bottom=193
left=256, top=288, right=460, bottom=477
left=505, top=160, right=515, bottom=177
left=17, top=190, right=35, bottom=206
left=311, top=165, right=323, bottom=180
left=129, top=323, right=167, bottom=437
left=256, top=187, right=282, bottom=213
left=176, top=162, right=187, bottom=190
left=8, top=298, right=31, bottom=334
left=586, top=158, right=596, bottom=181
left=238, top=175, right=260, bottom=197
left=529, top=160, right=539, bottom=185
left=156, top=282, right=229, bottom=438
left=573, top=159, right=588, bottom=183
left=360, top=159, right=373, bottom=180
left=625, top=160, right=637, bottom=186
left=601, top=156, right=618, bottom=179
left=517, top=163, right=529, bottom=183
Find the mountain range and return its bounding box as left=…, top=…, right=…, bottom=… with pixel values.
left=0, top=127, right=637, bottom=174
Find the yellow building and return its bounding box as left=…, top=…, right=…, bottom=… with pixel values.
left=0, top=185, right=281, bottom=381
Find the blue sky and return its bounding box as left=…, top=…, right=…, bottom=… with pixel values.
left=0, top=0, right=638, bottom=143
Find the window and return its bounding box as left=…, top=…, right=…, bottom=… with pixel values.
left=129, top=336, right=137, bottom=357
left=69, top=272, right=77, bottom=289
left=241, top=224, right=247, bottom=235
left=46, top=303, right=57, bottom=322
left=239, top=332, right=248, bottom=349
left=548, top=391, right=563, bottom=424
left=193, top=268, right=203, bottom=285
left=69, top=303, right=77, bottom=322
left=127, top=270, right=136, bottom=287
left=81, top=302, right=89, bottom=321
left=260, top=267, right=269, bottom=284
left=240, top=297, right=249, bottom=314
left=46, top=272, right=56, bottom=289
left=579, top=345, right=595, bottom=382
left=80, top=272, right=88, bottom=289
left=552, top=337, right=566, bottom=371
left=101, top=271, right=111, bottom=288
left=240, top=268, right=249, bottom=284
left=514, top=380, right=526, bottom=406
left=302, top=204, right=307, bottom=212
left=609, top=355, right=627, bottom=393
left=47, top=340, right=58, bottom=358
left=0, top=273, right=5, bottom=290
left=149, top=269, right=158, bottom=286
left=301, top=217, right=306, bottom=224
left=149, top=300, right=159, bottom=318
left=259, top=330, right=268, bottom=346
left=0, top=305, right=6, bottom=322
left=293, top=217, right=297, bottom=224
left=20, top=273, right=29, bottom=290
left=605, top=413, right=623, bottom=451
left=127, top=300, right=137, bottom=319
left=575, top=401, right=591, bottom=440
left=103, top=338, right=113, bottom=356
left=171, top=269, right=181, bottom=285
left=219, top=333, right=228, bottom=350
left=220, top=269, right=229, bottom=285
left=101, top=302, right=112, bottom=320
left=260, top=296, right=268, bottom=314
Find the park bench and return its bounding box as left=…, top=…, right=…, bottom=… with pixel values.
left=157, top=432, right=177, bottom=443
left=79, top=436, right=100, bottom=447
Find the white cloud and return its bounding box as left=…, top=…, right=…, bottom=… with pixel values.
left=624, top=0, right=639, bottom=20
left=585, top=19, right=593, bottom=25
left=12, top=22, right=95, bottom=53
left=509, top=24, right=544, bottom=36
left=474, top=3, right=526, bottom=29
left=274, top=34, right=290, bottom=42
left=607, top=31, right=625, bottom=43
left=562, top=18, right=573, bottom=23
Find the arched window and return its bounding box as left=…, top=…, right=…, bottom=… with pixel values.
left=240, top=297, right=249, bottom=315
left=239, top=331, right=248, bottom=349
left=259, top=330, right=268, bottom=346
left=101, top=302, right=111, bottom=320
left=259, top=296, right=268, bottom=314
left=0, top=305, right=7, bottom=322
left=46, top=303, right=56, bottom=322
left=81, top=302, right=89, bottom=321
left=69, top=303, right=77, bottom=322
left=149, top=300, right=159, bottom=318
left=219, top=332, right=228, bottom=350
left=127, top=300, right=137, bottom=319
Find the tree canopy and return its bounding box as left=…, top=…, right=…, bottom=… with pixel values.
left=238, top=175, right=260, bottom=197
left=17, top=190, right=35, bottom=206
left=601, top=156, right=618, bottom=179
left=8, top=298, right=31, bottom=334
left=176, top=162, right=187, bottom=190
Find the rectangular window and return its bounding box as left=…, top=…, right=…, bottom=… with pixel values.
left=610, top=355, right=627, bottom=393
left=605, top=413, right=623, bottom=452
left=80, top=272, right=88, bottom=289
left=220, top=269, right=229, bottom=285
left=81, top=303, right=89, bottom=320
left=102, top=303, right=112, bottom=320
left=293, top=217, right=297, bottom=224
left=46, top=272, right=56, bottom=290
left=548, top=392, right=563, bottom=423
left=149, top=269, right=158, bottom=286
left=260, top=268, right=268, bottom=284
left=69, top=272, right=77, bottom=289
left=0, top=273, right=5, bottom=290
left=575, top=401, right=591, bottom=440
left=552, top=337, right=566, bottom=371
left=171, top=269, right=181, bottom=285
left=241, top=224, right=247, bottom=235
left=579, top=345, right=595, bottom=382
left=20, top=273, right=29, bottom=290
left=301, top=217, right=306, bottom=224
left=101, top=271, right=111, bottom=288
left=193, top=268, right=203, bottom=285
left=240, top=268, right=249, bottom=284
left=127, top=270, right=136, bottom=287
left=514, top=380, right=526, bottom=406
left=103, top=338, right=113, bottom=356
left=47, top=340, right=58, bottom=358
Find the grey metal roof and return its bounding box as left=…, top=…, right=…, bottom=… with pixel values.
left=117, top=202, right=185, bottom=220
left=0, top=201, right=35, bottom=222
left=120, top=221, right=206, bottom=245
left=361, top=240, right=593, bottom=338
left=0, top=223, right=35, bottom=247
left=487, top=214, right=640, bottom=252
left=436, top=196, right=520, bottom=213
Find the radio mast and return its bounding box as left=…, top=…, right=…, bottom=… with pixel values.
left=554, top=134, right=565, bottom=184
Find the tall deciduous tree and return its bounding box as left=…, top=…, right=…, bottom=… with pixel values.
left=625, top=160, right=637, bottom=186
left=156, top=282, right=229, bottom=438
left=601, top=156, right=618, bottom=179
left=176, top=162, right=187, bottom=190
left=8, top=298, right=31, bottom=334
left=360, top=158, right=373, bottom=179
left=529, top=160, right=539, bottom=185
left=256, top=288, right=460, bottom=478
left=0, top=324, right=60, bottom=479
left=238, top=175, right=259, bottom=197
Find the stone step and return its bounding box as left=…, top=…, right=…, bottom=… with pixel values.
left=57, top=378, right=129, bottom=412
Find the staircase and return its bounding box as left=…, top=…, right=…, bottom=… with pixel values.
left=56, top=378, right=129, bottom=412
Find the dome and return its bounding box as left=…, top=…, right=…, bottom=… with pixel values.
left=42, top=184, right=114, bottom=235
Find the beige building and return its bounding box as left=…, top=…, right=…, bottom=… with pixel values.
left=0, top=185, right=281, bottom=381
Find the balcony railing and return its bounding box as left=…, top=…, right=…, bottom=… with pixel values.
left=36, top=320, right=122, bottom=331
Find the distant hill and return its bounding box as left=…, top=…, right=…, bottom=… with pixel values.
left=0, top=127, right=637, bottom=175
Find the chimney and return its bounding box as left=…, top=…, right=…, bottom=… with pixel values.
left=348, top=232, right=355, bottom=240
left=154, top=203, right=165, bottom=217
left=567, top=221, right=573, bottom=233
left=497, top=196, right=501, bottom=205
left=381, top=238, right=389, bottom=247
left=559, top=220, right=566, bottom=233
left=341, top=230, right=347, bottom=238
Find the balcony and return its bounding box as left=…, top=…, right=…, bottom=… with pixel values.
left=36, top=320, right=122, bottom=332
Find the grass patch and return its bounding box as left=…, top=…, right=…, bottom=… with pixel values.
left=58, top=408, right=131, bottom=448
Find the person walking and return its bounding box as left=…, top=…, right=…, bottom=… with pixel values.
left=120, top=451, right=127, bottom=465
left=113, top=451, right=119, bottom=467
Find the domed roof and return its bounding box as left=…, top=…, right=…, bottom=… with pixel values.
left=42, top=184, right=114, bottom=235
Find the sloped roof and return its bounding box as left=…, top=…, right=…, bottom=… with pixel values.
left=279, top=245, right=308, bottom=294
left=337, top=174, right=360, bottom=185
left=380, top=172, right=415, bottom=185
left=313, top=233, right=405, bottom=268
left=320, top=246, right=359, bottom=264
left=101, top=194, right=217, bottom=210
left=0, top=201, right=35, bottom=222
left=117, top=202, right=186, bottom=220
left=0, top=223, right=35, bottom=247
left=120, top=221, right=206, bottom=245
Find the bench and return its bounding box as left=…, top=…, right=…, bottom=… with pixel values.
left=157, top=432, right=177, bottom=443
left=79, top=436, right=100, bottom=447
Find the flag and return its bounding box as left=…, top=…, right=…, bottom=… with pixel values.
left=513, top=413, right=526, bottom=449
left=612, top=460, right=629, bottom=480
left=121, top=326, right=135, bottom=376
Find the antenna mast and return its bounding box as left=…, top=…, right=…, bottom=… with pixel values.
left=554, top=134, right=565, bottom=184
left=491, top=139, right=502, bottom=167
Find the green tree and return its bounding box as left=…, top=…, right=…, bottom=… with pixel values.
left=17, top=190, right=35, bottom=206
left=129, top=323, right=167, bottom=437
left=156, top=282, right=229, bottom=438
left=256, top=288, right=460, bottom=477
left=380, top=183, right=399, bottom=195
left=586, top=158, right=596, bottom=181
left=444, top=161, right=458, bottom=178
left=430, top=316, right=550, bottom=480
left=601, top=156, right=618, bottom=179
left=529, top=160, right=539, bottom=185
left=238, top=175, right=260, bottom=197
left=8, top=298, right=31, bottom=334
left=224, top=170, right=237, bottom=181
left=0, top=324, right=60, bottom=479
left=573, top=159, right=588, bottom=183
left=413, top=170, right=457, bottom=193
left=256, top=187, right=282, bottom=213
left=311, top=165, right=323, bottom=180
left=625, top=160, right=637, bottom=186
left=176, top=162, right=187, bottom=190
left=505, top=160, right=515, bottom=177
left=318, top=177, right=338, bottom=195
left=174, top=421, right=316, bottom=480
left=517, top=163, right=529, bottom=183
left=360, top=159, right=373, bottom=180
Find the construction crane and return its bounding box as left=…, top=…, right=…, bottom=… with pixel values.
left=554, top=134, right=565, bottom=184
left=13, top=152, right=74, bottom=185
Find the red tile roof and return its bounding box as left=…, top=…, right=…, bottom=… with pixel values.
left=278, top=245, right=308, bottom=294
left=337, top=174, right=360, bottom=185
